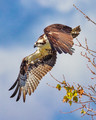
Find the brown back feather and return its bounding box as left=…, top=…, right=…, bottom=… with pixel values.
left=44, top=24, right=74, bottom=55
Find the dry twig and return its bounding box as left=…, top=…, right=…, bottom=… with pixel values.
left=73, top=4, right=96, bottom=25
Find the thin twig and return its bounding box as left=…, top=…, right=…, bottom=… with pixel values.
left=80, top=52, right=96, bottom=68
left=75, top=38, right=96, bottom=53
left=83, top=92, right=96, bottom=100
left=85, top=106, right=96, bottom=114
left=60, top=106, right=84, bottom=114
left=78, top=100, right=94, bottom=104
left=87, top=64, right=96, bottom=75
left=49, top=72, right=63, bottom=84
left=73, top=4, right=96, bottom=25
left=46, top=83, right=56, bottom=88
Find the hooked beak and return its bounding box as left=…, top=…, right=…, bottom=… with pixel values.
left=34, top=43, right=37, bottom=48
left=34, top=44, right=36, bottom=48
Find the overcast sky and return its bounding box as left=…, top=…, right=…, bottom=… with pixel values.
left=0, top=0, right=96, bottom=120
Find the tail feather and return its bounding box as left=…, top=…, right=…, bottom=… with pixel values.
left=9, top=80, right=18, bottom=91
left=71, top=25, right=81, bottom=38
left=10, top=83, right=19, bottom=98
left=16, top=88, right=21, bottom=101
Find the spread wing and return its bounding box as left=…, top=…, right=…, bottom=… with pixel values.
left=9, top=52, right=57, bottom=102
left=44, top=24, right=74, bottom=55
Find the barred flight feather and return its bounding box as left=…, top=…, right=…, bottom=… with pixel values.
left=9, top=52, right=57, bottom=102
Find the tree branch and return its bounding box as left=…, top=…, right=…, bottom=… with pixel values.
left=73, top=4, right=96, bottom=25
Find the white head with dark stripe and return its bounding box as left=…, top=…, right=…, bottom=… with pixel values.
left=34, top=34, right=51, bottom=50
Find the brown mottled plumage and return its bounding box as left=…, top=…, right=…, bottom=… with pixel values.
left=9, top=24, right=81, bottom=102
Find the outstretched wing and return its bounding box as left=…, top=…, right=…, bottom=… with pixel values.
left=44, top=24, right=74, bottom=55
left=9, top=52, right=57, bottom=102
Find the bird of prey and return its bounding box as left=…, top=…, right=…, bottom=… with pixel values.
left=9, top=24, right=81, bottom=102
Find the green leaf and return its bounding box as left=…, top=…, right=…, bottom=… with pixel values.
left=73, top=92, right=77, bottom=97
left=56, top=84, right=61, bottom=91
left=81, top=109, right=86, bottom=114
left=67, top=92, right=73, bottom=100
left=63, top=96, right=68, bottom=103
left=65, top=87, right=71, bottom=92
left=73, top=96, right=78, bottom=102
left=69, top=100, right=72, bottom=106
left=73, top=90, right=77, bottom=96
left=61, top=80, right=66, bottom=85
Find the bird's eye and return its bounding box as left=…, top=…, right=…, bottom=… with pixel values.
left=39, top=43, right=45, bottom=45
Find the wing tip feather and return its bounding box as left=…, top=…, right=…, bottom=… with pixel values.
left=9, top=80, right=18, bottom=91
left=23, top=90, right=26, bottom=102
left=10, top=84, right=19, bottom=98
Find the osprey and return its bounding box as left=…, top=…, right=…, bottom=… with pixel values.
left=9, top=24, right=81, bottom=102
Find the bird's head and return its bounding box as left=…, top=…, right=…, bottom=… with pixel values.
left=34, top=34, right=51, bottom=50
